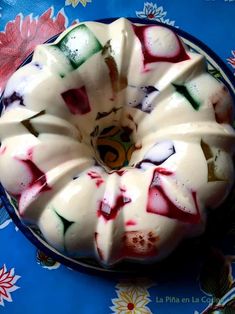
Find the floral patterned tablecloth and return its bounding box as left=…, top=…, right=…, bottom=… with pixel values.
left=0, top=1, right=235, bottom=313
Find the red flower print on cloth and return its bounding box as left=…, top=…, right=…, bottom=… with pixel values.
left=227, top=50, right=235, bottom=73
left=0, top=265, right=20, bottom=306
left=0, top=7, right=69, bottom=93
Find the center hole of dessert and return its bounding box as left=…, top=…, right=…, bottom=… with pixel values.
left=96, top=125, right=135, bottom=170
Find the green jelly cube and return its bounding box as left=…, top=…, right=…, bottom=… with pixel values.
left=57, top=24, right=103, bottom=68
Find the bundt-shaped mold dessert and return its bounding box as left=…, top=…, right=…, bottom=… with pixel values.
left=0, top=18, right=235, bottom=267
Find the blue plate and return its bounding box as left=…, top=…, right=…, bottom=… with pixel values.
left=0, top=18, right=235, bottom=275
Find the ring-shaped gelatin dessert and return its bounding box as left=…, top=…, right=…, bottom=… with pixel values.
left=0, top=18, right=235, bottom=270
